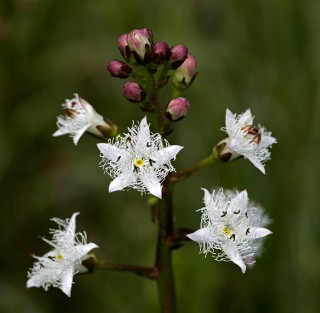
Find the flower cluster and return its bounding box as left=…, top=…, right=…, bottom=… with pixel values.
left=40, top=27, right=277, bottom=300
left=98, top=116, right=183, bottom=199
left=187, top=188, right=272, bottom=273
left=27, top=212, right=98, bottom=297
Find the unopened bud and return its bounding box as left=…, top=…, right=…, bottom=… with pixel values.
left=107, top=60, right=132, bottom=78
left=122, top=82, right=146, bottom=103
left=165, top=97, right=190, bottom=122
left=118, top=34, right=131, bottom=62
left=127, top=28, right=154, bottom=64
left=212, top=137, right=242, bottom=162
left=168, top=45, right=188, bottom=69
left=151, top=41, right=171, bottom=64
left=172, top=54, right=197, bottom=89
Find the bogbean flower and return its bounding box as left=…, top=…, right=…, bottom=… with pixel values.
left=53, top=94, right=116, bottom=145
left=214, top=109, right=276, bottom=174
left=27, top=212, right=98, bottom=297
left=97, top=116, right=183, bottom=199
left=187, top=188, right=272, bottom=273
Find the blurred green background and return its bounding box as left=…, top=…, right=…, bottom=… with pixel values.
left=1, top=0, right=320, bottom=312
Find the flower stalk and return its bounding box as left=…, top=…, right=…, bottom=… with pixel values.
left=171, top=154, right=216, bottom=182
left=96, top=260, right=157, bottom=279
left=155, top=178, right=176, bottom=313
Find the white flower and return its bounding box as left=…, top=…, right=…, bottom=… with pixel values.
left=53, top=94, right=115, bottom=145
left=187, top=188, right=272, bottom=273
left=221, top=108, right=276, bottom=174
left=97, top=116, right=183, bottom=199
left=27, top=212, right=98, bottom=297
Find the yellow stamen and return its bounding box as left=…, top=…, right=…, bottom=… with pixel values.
left=56, top=254, right=64, bottom=260
left=134, top=158, right=145, bottom=167
left=222, top=227, right=232, bottom=236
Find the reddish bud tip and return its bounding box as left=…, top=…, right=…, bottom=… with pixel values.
left=122, top=82, right=147, bottom=103
left=151, top=41, right=171, bottom=64
left=107, top=60, right=132, bottom=78
left=165, top=97, right=190, bottom=121
left=118, top=34, right=131, bottom=62
left=168, top=45, right=188, bottom=69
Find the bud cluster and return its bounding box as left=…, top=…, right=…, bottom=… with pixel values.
left=106, top=28, right=197, bottom=122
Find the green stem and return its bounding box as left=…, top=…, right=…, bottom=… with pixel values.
left=133, top=64, right=167, bottom=134
left=155, top=179, right=176, bottom=313
left=171, top=154, right=215, bottom=182
left=157, top=64, right=170, bottom=89
left=172, top=88, right=181, bottom=99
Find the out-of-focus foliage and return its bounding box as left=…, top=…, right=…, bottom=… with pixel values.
left=1, top=0, right=320, bottom=312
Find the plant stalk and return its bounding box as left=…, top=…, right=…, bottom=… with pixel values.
left=155, top=179, right=176, bottom=313
left=171, top=154, right=215, bottom=182
left=96, top=260, right=157, bottom=279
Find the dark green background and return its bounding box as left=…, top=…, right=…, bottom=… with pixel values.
left=1, top=0, right=319, bottom=312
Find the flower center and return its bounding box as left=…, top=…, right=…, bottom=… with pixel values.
left=134, top=158, right=145, bottom=167
left=222, top=227, right=232, bottom=236
left=56, top=254, right=64, bottom=260
left=241, top=124, right=261, bottom=144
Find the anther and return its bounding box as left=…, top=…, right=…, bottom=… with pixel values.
left=246, top=228, right=250, bottom=235
left=65, top=108, right=77, bottom=117
left=221, top=211, right=227, bottom=217
left=149, top=159, right=155, bottom=166
left=233, top=210, right=240, bottom=214
left=126, top=136, right=132, bottom=144
left=251, top=134, right=261, bottom=144
left=230, top=234, right=236, bottom=241
left=116, top=156, right=121, bottom=162
left=241, top=125, right=261, bottom=144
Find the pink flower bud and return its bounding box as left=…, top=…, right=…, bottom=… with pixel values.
left=172, top=54, right=197, bottom=89
left=168, top=45, right=188, bottom=69
left=107, top=60, right=132, bottom=78
left=118, top=34, right=131, bottom=62
left=151, top=41, right=171, bottom=64
left=122, top=82, right=146, bottom=103
left=127, top=28, right=154, bottom=64
left=165, top=97, right=190, bottom=121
